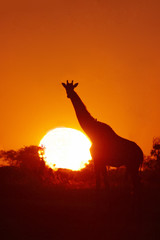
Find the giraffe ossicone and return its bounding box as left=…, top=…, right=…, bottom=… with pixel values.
left=62, top=80, right=78, bottom=98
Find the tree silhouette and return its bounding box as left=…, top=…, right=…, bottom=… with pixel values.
left=0, top=146, right=45, bottom=169
left=151, top=137, right=160, bottom=163
left=0, top=149, right=17, bottom=166
left=142, top=139, right=160, bottom=171
left=0, top=146, right=52, bottom=185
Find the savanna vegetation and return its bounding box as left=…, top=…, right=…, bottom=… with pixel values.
left=1, top=139, right=160, bottom=240
left=1, top=138, right=160, bottom=189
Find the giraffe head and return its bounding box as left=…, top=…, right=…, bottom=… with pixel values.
left=62, top=80, right=78, bottom=98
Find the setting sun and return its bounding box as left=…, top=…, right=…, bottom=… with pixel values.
left=39, top=128, right=92, bottom=171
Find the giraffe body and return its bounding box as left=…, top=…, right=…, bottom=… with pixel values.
left=62, top=81, right=143, bottom=190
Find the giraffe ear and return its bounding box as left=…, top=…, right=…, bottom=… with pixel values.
left=62, top=83, right=66, bottom=88
left=73, top=83, right=78, bottom=88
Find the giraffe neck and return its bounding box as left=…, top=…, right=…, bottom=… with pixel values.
left=69, top=91, right=96, bottom=136
left=68, top=90, right=117, bottom=145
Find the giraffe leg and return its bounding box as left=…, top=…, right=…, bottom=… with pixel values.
left=129, top=169, right=142, bottom=219
left=131, top=169, right=141, bottom=195
left=94, top=160, right=101, bottom=191
left=126, top=165, right=141, bottom=194
left=101, top=165, right=111, bottom=210
left=101, top=165, right=109, bottom=191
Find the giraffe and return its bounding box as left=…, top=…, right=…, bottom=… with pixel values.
left=62, top=80, right=143, bottom=192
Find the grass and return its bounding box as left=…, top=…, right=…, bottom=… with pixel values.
left=1, top=166, right=160, bottom=240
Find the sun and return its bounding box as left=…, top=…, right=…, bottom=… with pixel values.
left=39, top=128, right=92, bottom=171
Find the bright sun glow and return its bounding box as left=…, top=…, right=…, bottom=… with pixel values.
left=39, top=128, right=92, bottom=171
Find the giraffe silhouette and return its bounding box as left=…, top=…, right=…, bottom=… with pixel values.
left=62, top=80, right=143, bottom=191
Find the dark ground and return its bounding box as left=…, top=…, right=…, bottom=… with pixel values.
left=1, top=182, right=160, bottom=240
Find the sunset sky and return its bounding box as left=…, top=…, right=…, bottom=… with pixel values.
left=1, top=0, right=160, bottom=155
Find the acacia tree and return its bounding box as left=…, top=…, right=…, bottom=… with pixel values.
left=0, top=146, right=47, bottom=185
left=150, top=137, right=160, bottom=170
left=151, top=138, right=160, bottom=161
left=0, top=146, right=47, bottom=175
left=0, top=149, right=18, bottom=166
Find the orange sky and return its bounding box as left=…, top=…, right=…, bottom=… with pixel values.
left=1, top=0, right=160, bottom=155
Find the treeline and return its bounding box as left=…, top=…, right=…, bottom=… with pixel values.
left=0, top=145, right=95, bottom=189
left=0, top=137, right=160, bottom=189
left=0, top=146, right=53, bottom=187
